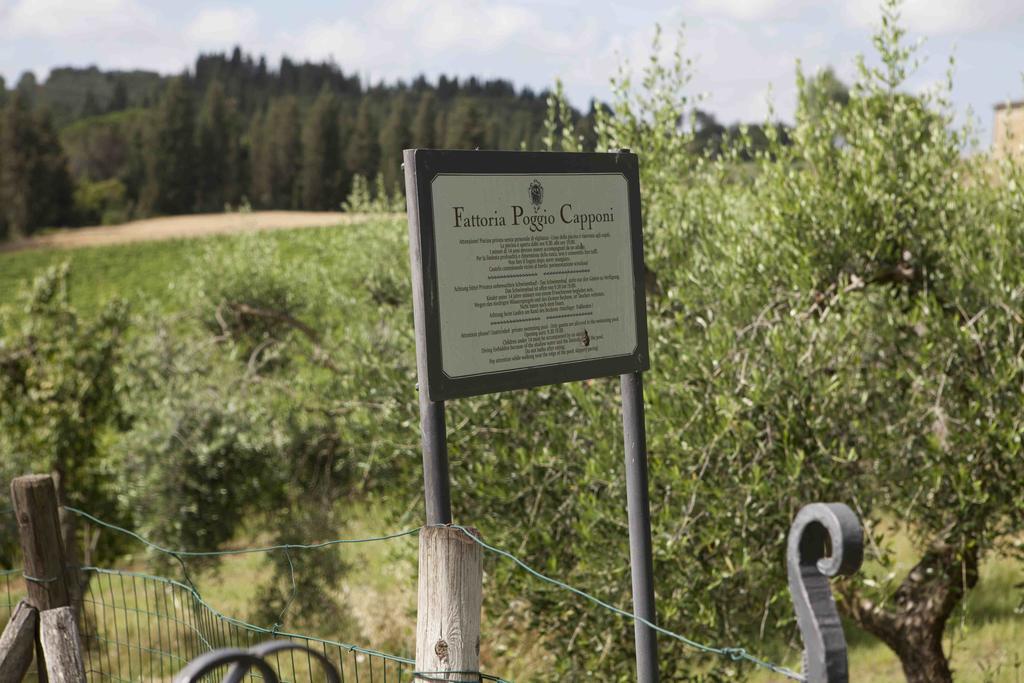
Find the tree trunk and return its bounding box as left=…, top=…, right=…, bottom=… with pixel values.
left=841, top=541, right=978, bottom=683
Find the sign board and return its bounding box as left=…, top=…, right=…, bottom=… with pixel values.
left=404, top=149, right=649, bottom=401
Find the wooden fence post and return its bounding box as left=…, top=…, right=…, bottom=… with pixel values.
left=415, top=526, right=482, bottom=682
left=39, top=608, right=86, bottom=683
left=0, top=600, right=37, bottom=681
left=11, top=474, right=86, bottom=682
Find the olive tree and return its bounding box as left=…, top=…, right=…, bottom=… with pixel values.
left=574, top=2, right=1023, bottom=680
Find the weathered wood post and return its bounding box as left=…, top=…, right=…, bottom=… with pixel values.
left=0, top=600, right=37, bottom=681
left=415, top=526, right=482, bottom=681
left=11, top=474, right=86, bottom=682
left=39, top=608, right=86, bottom=683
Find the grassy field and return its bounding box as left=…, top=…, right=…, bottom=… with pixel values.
left=2, top=220, right=1021, bottom=681
left=0, top=220, right=378, bottom=318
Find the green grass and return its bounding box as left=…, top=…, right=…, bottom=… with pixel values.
left=0, top=239, right=197, bottom=316
left=0, top=220, right=406, bottom=318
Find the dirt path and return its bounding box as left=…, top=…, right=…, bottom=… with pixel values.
left=0, top=211, right=393, bottom=253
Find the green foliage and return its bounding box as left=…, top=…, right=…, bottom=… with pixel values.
left=542, top=79, right=583, bottom=152
left=101, top=224, right=414, bottom=621
left=302, top=87, right=345, bottom=210
left=378, top=95, right=411, bottom=193
left=345, top=97, right=379, bottom=183
left=0, top=264, right=129, bottom=560
left=191, top=235, right=318, bottom=365
left=114, top=373, right=280, bottom=558
left=341, top=173, right=405, bottom=215
left=250, top=96, right=302, bottom=209
left=31, top=66, right=163, bottom=128
left=445, top=97, right=487, bottom=149
left=141, top=78, right=197, bottom=215
left=411, top=92, right=438, bottom=149
left=0, top=91, right=75, bottom=237
left=73, top=178, right=128, bottom=225
left=195, top=81, right=242, bottom=212
left=798, top=66, right=850, bottom=123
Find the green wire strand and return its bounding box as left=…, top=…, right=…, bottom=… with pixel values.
left=64, top=506, right=422, bottom=556
left=448, top=525, right=805, bottom=682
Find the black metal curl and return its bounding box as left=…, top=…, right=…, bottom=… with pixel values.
left=172, top=648, right=280, bottom=683
left=786, top=503, right=864, bottom=683
left=224, top=641, right=342, bottom=683
left=172, top=641, right=341, bottom=683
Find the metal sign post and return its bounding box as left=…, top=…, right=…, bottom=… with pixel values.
left=418, top=393, right=452, bottom=526
left=404, top=148, right=659, bottom=681
left=621, top=371, right=659, bottom=682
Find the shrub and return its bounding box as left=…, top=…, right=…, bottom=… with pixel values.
left=73, top=177, right=129, bottom=225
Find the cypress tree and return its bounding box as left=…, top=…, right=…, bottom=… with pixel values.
left=378, top=96, right=410, bottom=193
left=248, top=109, right=271, bottom=207
left=15, top=72, right=36, bottom=104
left=195, top=81, right=240, bottom=211
left=411, top=91, right=437, bottom=148
left=345, top=97, right=379, bottom=180
left=121, top=126, right=147, bottom=213
left=80, top=90, right=102, bottom=118
left=300, top=87, right=342, bottom=210
left=0, top=92, right=74, bottom=238
left=445, top=98, right=486, bottom=149
left=107, top=81, right=128, bottom=113
left=251, top=96, right=302, bottom=208
left=271, top=96, right=302, bottom=208
left=142, top=77, right=197, bottom=215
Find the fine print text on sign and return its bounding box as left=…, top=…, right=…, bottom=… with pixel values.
left=405, top=150, right=649, bottom=400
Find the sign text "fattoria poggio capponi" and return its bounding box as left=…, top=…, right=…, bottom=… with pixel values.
left=404, top=150, right=649, bottom=401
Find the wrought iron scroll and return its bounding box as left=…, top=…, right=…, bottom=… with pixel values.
left=173, top=640, right=342, bottom=683
left=787, top=503, right=864, bottom=683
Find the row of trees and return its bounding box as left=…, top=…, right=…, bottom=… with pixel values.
left=1, top=52, right=600, bottom=239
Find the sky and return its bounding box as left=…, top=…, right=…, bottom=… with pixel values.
left=1, top=0, right=1022, bottom=148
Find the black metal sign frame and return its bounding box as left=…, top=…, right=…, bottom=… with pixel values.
left=405, top=149, right=650, bottom=401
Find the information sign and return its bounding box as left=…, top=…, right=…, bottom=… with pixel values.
left=405, top=150, right=649, bottom=400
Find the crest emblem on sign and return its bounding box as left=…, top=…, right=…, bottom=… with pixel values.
left=528, top=179, right=544, bottom=212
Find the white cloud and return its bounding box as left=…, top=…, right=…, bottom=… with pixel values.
left=279, top=0, right=603, bottom=85
left=687, top=0, right=813, bottom=22
left=287, top=18, right=372, bottom=66
left=581, top=15, right=802, bottom=122
left=416, top=0, right=533, bottom=52
left=844, top=0, right=1024, bottom=34
left=6, top=0, right=153, bottom=38
left=186, top=7, right=259, bottom=50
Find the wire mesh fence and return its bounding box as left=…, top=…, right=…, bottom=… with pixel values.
left=3, top=498, right=814, bottom=682
left=3, top=566, right=422, bottom=682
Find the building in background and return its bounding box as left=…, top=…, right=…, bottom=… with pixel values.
left=993, top=100, right=1024, bottom=159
